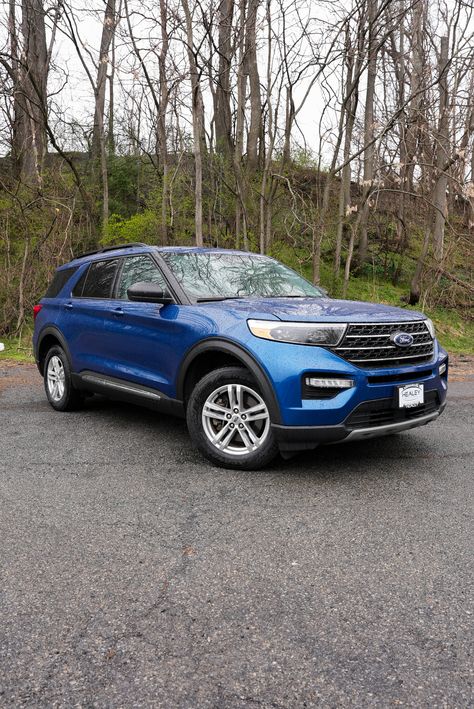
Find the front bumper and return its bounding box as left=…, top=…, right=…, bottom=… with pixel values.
left=273, top=402, right=446, bottom=452
left=244, top=337, right=448, bottom=451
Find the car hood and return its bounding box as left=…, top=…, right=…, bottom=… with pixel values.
left=199, top=297, right=426, bottom=323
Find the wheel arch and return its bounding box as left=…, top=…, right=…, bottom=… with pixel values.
left=36, top=327, right=73, bottom=376
left=177, top=339, right=282, bottom=424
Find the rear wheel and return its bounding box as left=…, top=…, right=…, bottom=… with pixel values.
left=44, top=345, right=83, bottom=411
left=186, top=366, right=278, bottom=469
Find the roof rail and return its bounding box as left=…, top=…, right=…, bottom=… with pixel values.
left=74, top=242, right=149, bottom=259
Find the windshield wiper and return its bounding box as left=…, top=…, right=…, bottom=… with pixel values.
left=196, top=294, right=320, bottom=302
left=196, top=296, right=244, bottom=302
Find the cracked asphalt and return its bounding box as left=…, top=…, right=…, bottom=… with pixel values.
left=0, top=362, right=473, bottom=708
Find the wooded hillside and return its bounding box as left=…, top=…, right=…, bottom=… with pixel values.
left=0, top=0, right=473, bottom=343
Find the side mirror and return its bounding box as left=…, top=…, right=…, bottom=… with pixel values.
left=319, top=286, right=329, bottom=296
left=127, top=281, right=174, bottom=304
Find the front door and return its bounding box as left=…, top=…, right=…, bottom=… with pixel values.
left=108, top=253, right=185, bottom=396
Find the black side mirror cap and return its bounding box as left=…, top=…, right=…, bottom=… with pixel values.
left=127, top=281, right=174, bottom=304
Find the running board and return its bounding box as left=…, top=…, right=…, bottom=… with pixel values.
left=73, top=371, right=184, bottom=417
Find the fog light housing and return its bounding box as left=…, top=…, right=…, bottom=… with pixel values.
left=439, top=362, right=447, bottom=376
left=305, top=377, right=355, bottom=389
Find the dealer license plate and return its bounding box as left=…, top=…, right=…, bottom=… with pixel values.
left=398, top=383, right=424, bottom=408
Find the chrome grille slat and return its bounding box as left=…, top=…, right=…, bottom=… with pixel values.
left=331, top=320, right=434, bottom=368
left=345, top=333, right=395, bottom=338
left=346, top=352, right=432, bottom=364
left=338, top=341, right=433, bottom=351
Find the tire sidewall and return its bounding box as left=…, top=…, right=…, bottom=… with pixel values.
left=44, top=346, right=77, bottom=411
left=186, top=366, right=278, bottom=470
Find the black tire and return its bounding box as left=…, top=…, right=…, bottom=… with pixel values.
left=43, top=345, right=84, bottom=411
left=186, top=366, right=279, bottom=470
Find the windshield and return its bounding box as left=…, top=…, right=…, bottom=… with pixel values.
left=161, top=252, right=323, bottom=300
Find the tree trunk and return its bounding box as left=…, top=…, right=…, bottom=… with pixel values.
left=334, top=16, right=363, bottom=277
left=432, top=35, right=450, bottom=262
left=12, top=0, right=49, bottom=186
left=91, top=0, right=115, bottom=230
left=282, top=86, right=295, bottom=165
left=409, top=35, right=450, bottom=303
left=91, top=0, right=115, bottom=160
left=183, top=0, right=204, bottom=246
left=107, top=3, right=118, bottom=156
left=245, top=0, right=262, bottom=171
left=158, top=0, right=170, bottom=244
left=234, top=0, right=249, bottom=249
left=214, top=0, right=234, bottom=156
left=404, top=0, right=426, bottom=192
left=358, top=0, right=377, bottom=267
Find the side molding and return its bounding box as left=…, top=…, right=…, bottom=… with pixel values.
left=73, top=371, right=185, bottom=417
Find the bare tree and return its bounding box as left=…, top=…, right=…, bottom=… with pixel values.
left=244, top=0, right=261, bottom=170
left=357, top=0, right=378, bottom=267
left=8, top=0, right=49, bottom=185
left=182, top=0, right=205, bottom=246
left=214, top=0, right=234, bottom=156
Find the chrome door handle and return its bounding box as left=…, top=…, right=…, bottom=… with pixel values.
left=113, top=308, right=124, bottom=317
left=64, top=302, right=73, bottom=309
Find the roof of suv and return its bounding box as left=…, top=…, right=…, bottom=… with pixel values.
left=66, top=244, right=256, bottom=268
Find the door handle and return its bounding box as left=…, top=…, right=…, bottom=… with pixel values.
left=113, top=307, right=124, bottom=317
left=64, top=302, right=73, bottom=310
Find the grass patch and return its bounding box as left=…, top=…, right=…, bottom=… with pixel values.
left=342, top=279, right=474, bottom=354
left=423, top=308, right=474, bottom=354
left=271, top=243, right=473, bottom=355
left=0, top=336, right=34, bottom=363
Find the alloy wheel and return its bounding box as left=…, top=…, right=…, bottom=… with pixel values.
left=46, top=355, right=66, bottom=402
left=201, top=383, right=270, bottom=456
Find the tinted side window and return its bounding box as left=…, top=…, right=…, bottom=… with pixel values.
left=72, top=267, right=89, bottom=297
left=44, top=267, right=78, bottom=298
left=117, top=255, right=166, bottom=300
left=81, top=259, right=119, bottom=299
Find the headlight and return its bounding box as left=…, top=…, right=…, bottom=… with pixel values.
left=424, top=318, right=435, bottom=339
left=247, top=319, right=347, bottom=346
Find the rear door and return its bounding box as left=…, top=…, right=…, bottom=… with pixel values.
left=62, top=257, right=121, bottom=376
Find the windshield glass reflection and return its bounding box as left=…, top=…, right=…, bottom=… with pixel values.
left=162, top=252, right=323, bottom=300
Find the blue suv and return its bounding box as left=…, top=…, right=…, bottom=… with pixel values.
left=33, top=243, right=448, bottom=469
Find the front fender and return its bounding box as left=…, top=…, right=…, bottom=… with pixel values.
left=176, top=337, right=283, bottom=424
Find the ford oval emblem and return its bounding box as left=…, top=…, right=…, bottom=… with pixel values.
left=391, top=332, right=414, bottom=348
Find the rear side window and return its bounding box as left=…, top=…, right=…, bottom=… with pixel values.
left=75, top=259, right=119, bottom=299
left=72, top=267, right=88, bottom=297
left=44, top=267, right=78, bottom=298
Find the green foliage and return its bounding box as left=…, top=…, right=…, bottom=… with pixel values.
left=102, top=211, right=160, bottom=245
left=107, top=156, right=142, bottom=217
left=289, top=147, right=319, bottom=170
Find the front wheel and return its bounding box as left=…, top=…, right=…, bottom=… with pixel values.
left=186, top=367, right=278, bottom=470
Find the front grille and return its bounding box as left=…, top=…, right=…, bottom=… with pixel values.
left=332, top=321, right=434, bottom=368
left=346, top=391, right=440, bottom=429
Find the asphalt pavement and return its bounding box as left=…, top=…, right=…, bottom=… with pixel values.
left=0, top=363, right=472, bottom=708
